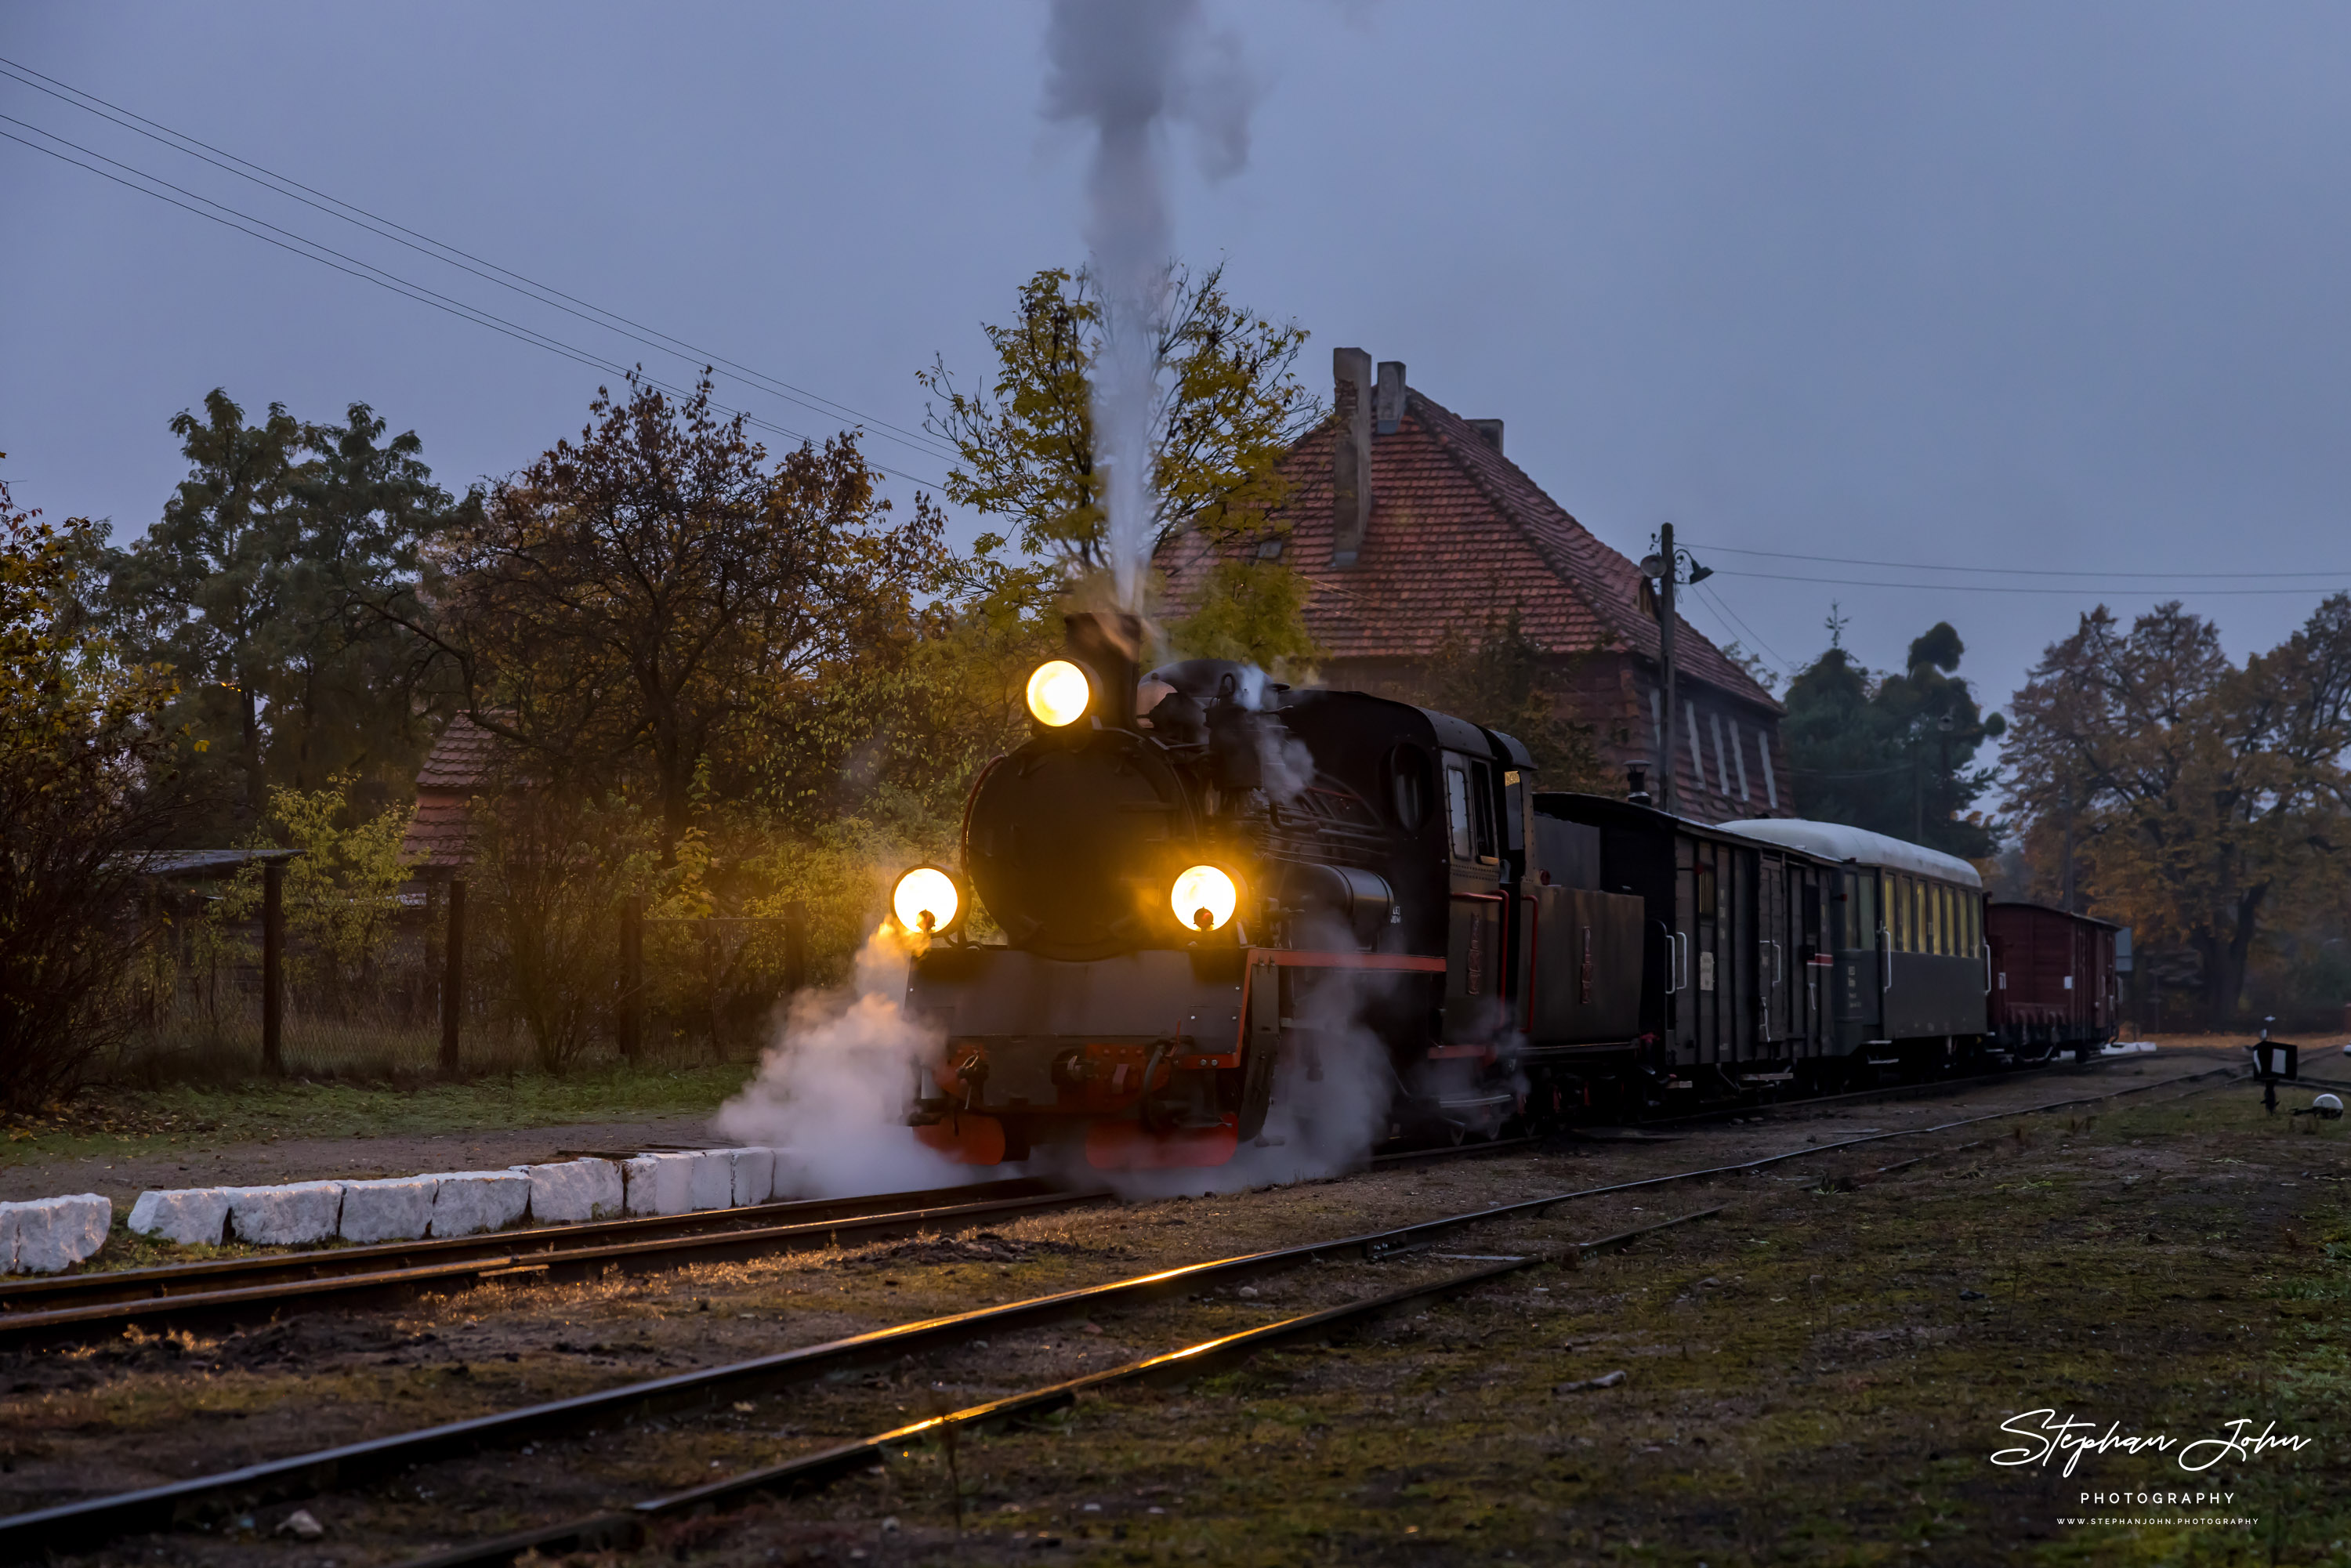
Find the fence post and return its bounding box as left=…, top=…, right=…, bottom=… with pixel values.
left=784, top=900, right=808, bottom=995
left=261, top=857, right=284, bottom=1073
left=440, top=877, right=465, bottom=1076
left=618, top=893, right=643, bottom=1062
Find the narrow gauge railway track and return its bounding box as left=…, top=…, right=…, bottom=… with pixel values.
left=1641, top=1040, right=2164, bottom=1129
left=0, top=1177, right=1061, bottom=1314
left=0, top=1138, right=1618, bottom=1345
left=0, top=1181, right=1102, bottom=1349
left=0, top=1063, right=2243, bottom=1561
left=402, top=1207, right=1722, bottom=1568
left=0, top=1056, right=2212, bottom=1350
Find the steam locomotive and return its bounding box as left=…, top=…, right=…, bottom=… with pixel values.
left=887, top=614, right=2110, bottom=1171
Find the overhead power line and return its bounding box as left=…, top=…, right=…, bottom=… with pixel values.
left=1693, top=541, right=2344, bottom=581
left=1690, top=580, right=1794, bottom=675
left=1709, top=567, right=2349, bottom=598
left=0, top=54, right=961, bottom=474
left=0, top=118, right=951, bottom=492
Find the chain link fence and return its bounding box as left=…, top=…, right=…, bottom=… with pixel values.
left=114, top=858, right=844, bottom=1081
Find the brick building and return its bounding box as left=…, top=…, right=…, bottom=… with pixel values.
left=1157, top=349, right=1790, bottom=824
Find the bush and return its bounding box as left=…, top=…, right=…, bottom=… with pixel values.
left=0, top=474, right=187, bottom=1109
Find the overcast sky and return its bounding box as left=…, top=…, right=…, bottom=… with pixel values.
left=6, top=2, right=2349, bottom=721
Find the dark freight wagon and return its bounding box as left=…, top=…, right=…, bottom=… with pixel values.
left=1985, top=901, right=2120, bottom=1059
left=1534, top=795, right=1841, bottom=1092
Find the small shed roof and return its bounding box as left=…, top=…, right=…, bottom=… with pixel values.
left=136, top=848, right=304, bottom=880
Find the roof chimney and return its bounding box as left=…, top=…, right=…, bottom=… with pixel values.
left=1469, top=418, right=1504, bottom=454
left=1375, top=360, right=1406, bottom=435
left=1331, top=347, right=1372, bottom=568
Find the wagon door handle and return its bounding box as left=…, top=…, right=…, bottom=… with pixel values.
left=1878, top=929, right=1892, bottom=992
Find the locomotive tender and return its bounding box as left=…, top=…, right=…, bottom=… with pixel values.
left=887, top=615, right=2106, bottom=1171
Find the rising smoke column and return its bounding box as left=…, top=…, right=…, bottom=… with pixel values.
left=1043, top=0, right=1256, bottom=608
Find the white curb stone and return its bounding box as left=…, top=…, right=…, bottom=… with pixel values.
left=0, top=1194, right=111, bottom=1273
left=728, top=1147, right=776, bottom=1208
left=128, top=1189, right=232, bottom=1247
left=623, top=1153, right=696, bottom=1216
left=686, top=1150, right=734, bottom=1212
left=513, top=1160, right=622, bottom=1225
left=226, top=1182, right=344, bottom=1246
left=339, top=1177, right=439, bottom=1244
left=425, top=1171, right=531, bottom=1237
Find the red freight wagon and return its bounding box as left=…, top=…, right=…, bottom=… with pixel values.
left=1985, top=900, right=2120, bottom=1060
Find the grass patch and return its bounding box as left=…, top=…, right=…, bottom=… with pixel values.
left=780, top=1085, right=2351, bottom=1564
left=0, top=1061, right=755, bottom=1165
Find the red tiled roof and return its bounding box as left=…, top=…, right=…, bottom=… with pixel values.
left=1158, top=383, right=1780, bottom=714
left=414, top=712, right=505, bottom=790
left=402, top=792, right=476, bottom=871
left=401, top=713, right=510, bottom=871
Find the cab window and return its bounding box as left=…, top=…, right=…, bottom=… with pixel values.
left=1468, top=760, right=1498, bottom=864
left=1444, top=764, right=1473, bottom=860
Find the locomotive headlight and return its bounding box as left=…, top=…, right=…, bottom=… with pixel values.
left=1170, top=864, right=1239, bottom=932
left=1024, top=659, right=1092, bottom=727
left=891, top=866, right=962, bottom=936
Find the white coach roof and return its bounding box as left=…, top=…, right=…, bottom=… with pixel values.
left=1713, top=818, right=1983, bottom=889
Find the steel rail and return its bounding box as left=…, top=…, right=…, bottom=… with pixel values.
left=1351, top=1064, right=2241, bottom=1259
left=398, top=1207, right=1723, bottom=1568
left=0, top=1066, right=2235, bottom=1557
left=0, top=1177, right=1063, bottom=1313
left=1, top=1133, right=1578, bottom=1332
left=0, top=1190, right=1107, bottom=1349
left=1640, top=1044, right=2161, bottom=1128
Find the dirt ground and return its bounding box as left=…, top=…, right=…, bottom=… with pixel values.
left=13, top=1045, right=2346, bottom=1566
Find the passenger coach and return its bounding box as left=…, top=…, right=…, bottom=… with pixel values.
left=1714, top=819, right=1990, bottom=1076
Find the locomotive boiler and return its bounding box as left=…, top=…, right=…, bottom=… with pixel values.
left=888, top=612, right=1646, bottom=1171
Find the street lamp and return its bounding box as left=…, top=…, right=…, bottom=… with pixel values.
left=1639, top=522, right=1712, bottom=817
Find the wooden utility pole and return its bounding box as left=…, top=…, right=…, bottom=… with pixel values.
left=618, top=893, right=644, bottom=1062
left=1657, top=520, right=1679, bottom=817
left=440, top=878, right=465, bottom=1075
left=261, top=857, right=284, bottom=1073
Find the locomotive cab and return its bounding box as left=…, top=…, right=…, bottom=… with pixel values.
left=893, top=612, right=1591, bottom=1171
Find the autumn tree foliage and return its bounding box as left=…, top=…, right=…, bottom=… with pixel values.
left=2003, top=598, right=2351, bottom=1025
left=1780, top=622, right=2005, bottom=860
left=0, top=462, right=187, bottom=1107
left=1411, top=607, right=1612, bottom=793
left=414, top=373, right=945, bottom=852
left=918, top=263, right=1320, bottom=595
left=104, top=391, right=469, bottom=831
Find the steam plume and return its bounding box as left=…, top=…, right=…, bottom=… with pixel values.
left=714, top=926, right=966, bottom=1199
left=1043, top=0, right=1257, bottom=607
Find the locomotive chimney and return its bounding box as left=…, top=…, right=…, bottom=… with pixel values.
left=1375, top=360, right=1406, bottom=435
left=1331, top=347, right=1373, bottom=567
left=1064, top=610, right=1142, bottom=732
